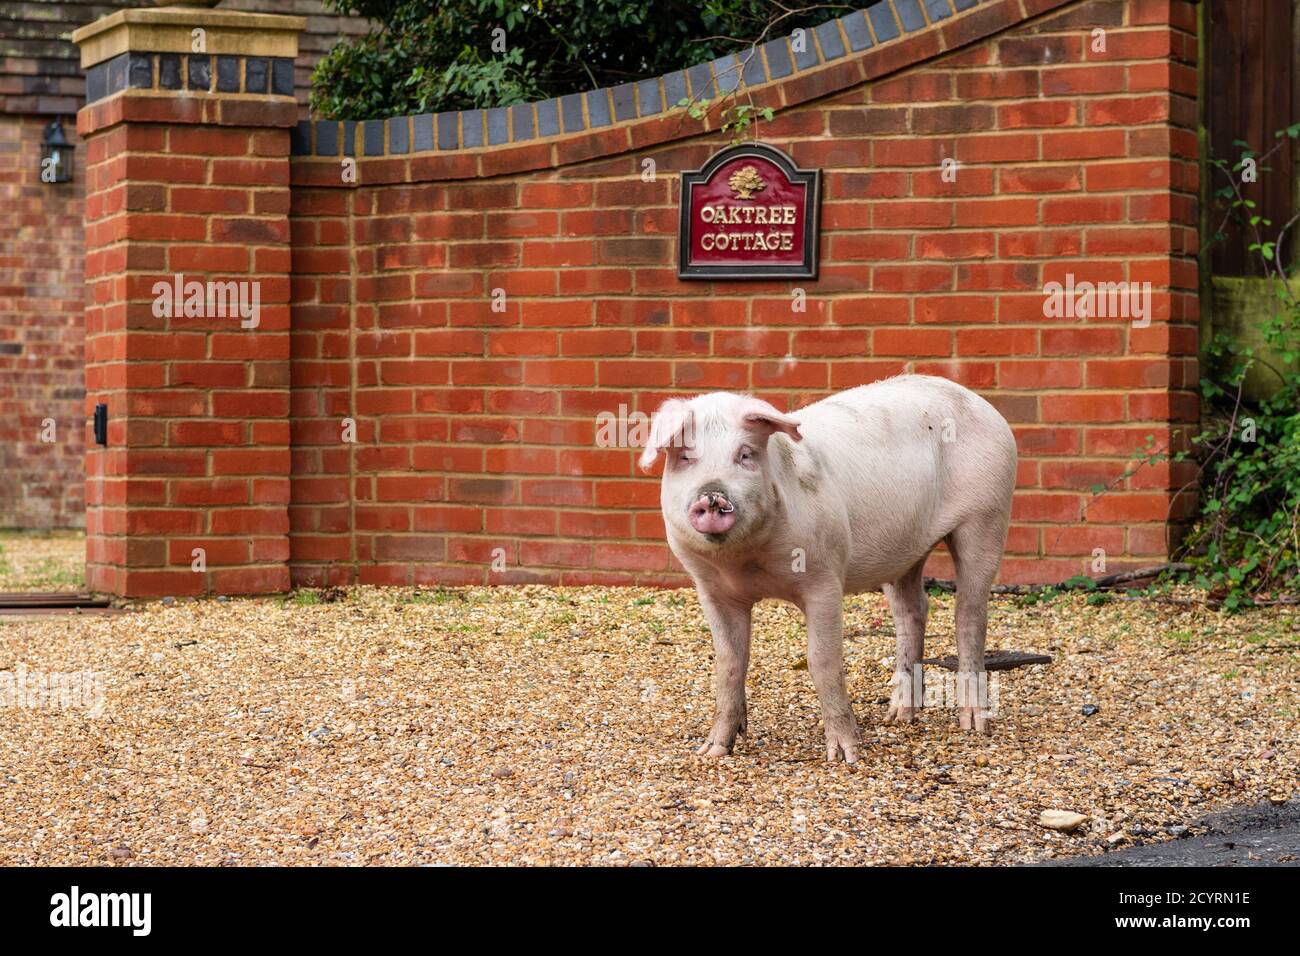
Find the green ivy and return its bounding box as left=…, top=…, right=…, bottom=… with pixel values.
left=678, top=96, right=774, bottom=144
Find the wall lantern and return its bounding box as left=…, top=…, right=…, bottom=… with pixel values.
left=41, top=119, right=75, bottom=184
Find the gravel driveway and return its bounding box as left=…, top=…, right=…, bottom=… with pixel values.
left=0, top=586, right=1295, bottom=865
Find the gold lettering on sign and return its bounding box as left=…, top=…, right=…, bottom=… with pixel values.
left=700, top=231, right=794, bottom=252
left=700, top=205, right=798, bottom=225
left=698, top=163, right=797, bottom=254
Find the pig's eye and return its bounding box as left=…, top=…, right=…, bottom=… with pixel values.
left=737, top=445, right=755, bottom=467
left=676, top=449, right=698, bottom=466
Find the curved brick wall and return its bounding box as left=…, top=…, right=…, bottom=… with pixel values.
left=284, top=0, right=1199, bottom=589
left=74, top=0, right=1199, bottom=596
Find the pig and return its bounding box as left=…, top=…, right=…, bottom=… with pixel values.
left=639, top=374, right=1018, bottom=763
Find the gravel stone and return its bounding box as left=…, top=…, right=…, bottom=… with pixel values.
left=0, top=586, right=1295, bottom=865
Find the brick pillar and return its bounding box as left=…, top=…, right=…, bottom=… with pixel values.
left=73, top=8, right=306, bottom=598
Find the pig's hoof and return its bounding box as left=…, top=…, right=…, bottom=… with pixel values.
left=885, top=671, right=921, bottom=722
left=697, top=714, right=745, bottom=757
left=824, top=726, right=860, bottom=764
left=957, top=707, right=993, bottom=734
left=886, top=686, right=920, bottom=722
left=886, top=704, right=918, bottom=722
left=697, top=741, right=732, bottom=758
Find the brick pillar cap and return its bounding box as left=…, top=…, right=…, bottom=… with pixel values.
left=72, top=7, right=307, bottom=69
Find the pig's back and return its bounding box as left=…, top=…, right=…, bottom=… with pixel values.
left=793, top=375, right=1017, bottom=580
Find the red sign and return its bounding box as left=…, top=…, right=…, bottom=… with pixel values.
left=678, top=143, right=820, bottom=279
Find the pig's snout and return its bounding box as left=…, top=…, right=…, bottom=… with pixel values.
left=688, top=491, right=737, bottom=536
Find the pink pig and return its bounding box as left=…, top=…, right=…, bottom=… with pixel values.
left=640, top=375, right=1018, bottom=763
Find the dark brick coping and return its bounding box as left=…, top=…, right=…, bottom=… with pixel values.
left=291, top=0, right=998, bottom=163
left=86, top=52, right=297, bottom=103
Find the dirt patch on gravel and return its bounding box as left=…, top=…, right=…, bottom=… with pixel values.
left=0, top=586, right=1295, bottom=865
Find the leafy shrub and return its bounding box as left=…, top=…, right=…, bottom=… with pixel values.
left=311, top=0, right=862, bottom=119
left=1139, top=126, right=1300, bottom=610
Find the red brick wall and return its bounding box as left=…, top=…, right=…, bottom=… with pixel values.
left=74, top=0, right=1199, bottom=597
left=0, top=114, right=86, bottom=529
left=286, top=0, right=1199, bottom=589
left=78, top=94, right=298, bottom=597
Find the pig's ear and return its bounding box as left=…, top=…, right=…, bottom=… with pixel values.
left=739, top=398, right=802, bottom=442
left=639, top=399, right=692, bottom=472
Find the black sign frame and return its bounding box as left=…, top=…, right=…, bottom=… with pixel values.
left=677, top=142, right=821, bottom=281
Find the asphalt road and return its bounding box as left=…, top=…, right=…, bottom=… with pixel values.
left=1046, top=800, right=1300, bottom=866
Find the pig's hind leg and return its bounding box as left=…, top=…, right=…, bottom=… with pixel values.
left=947, top=512, right=1009, bottom=734
left=883, top=558, right=928, bottom=722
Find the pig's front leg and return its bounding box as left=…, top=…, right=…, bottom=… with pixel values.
left=804, top=588, right=859, bottom=763
left=697, top=593, right=752, bottom=757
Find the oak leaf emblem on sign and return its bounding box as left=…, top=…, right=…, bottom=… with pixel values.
left=728, top=165, right=766, bottom=201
